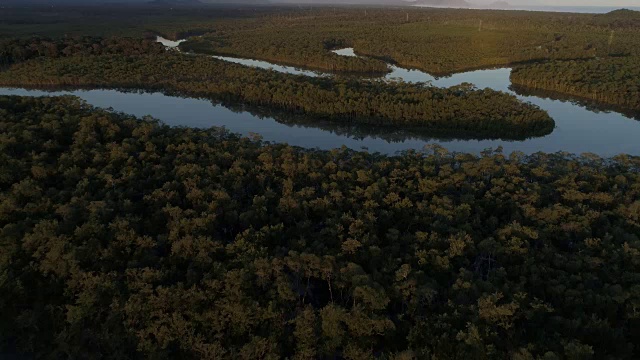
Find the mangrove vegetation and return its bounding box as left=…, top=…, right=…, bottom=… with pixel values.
left=1, top=95, right=639, bottom=359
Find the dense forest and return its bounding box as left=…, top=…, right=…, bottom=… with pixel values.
left=174, top=7, right=640, bottom=75
left=0, top=37, right=554, bottom=139
left=0, top=37, right=164, bottom=66
left=0, top=5, right=267, bottom=40
left=1, top=7, right=640, bottom=358
left=511, top=57, right=640, bottom=112
left=180, top=36, right=390, bottom=74
left=169, top=7, right=640, bottom=109
left=1, top=95, right=639, bottom=359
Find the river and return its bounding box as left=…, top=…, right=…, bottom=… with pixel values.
left=0, top=37, right=638, bottom=156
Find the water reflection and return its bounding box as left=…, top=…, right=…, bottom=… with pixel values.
left=210, top=55, right=326, bottom=78
left=1, top=39, right=638, bottom=157
left=2, top=86, right=639, bottom=157
left=156, top=36, right=186, bottom=49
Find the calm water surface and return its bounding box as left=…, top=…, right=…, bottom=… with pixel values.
left=210, top=55, right=325, bottom=78
left=156, top=37, right=186, bottom=48
left=1, top=38, right=638, bottom=156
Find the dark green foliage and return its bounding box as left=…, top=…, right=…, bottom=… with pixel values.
left=0, top=4, right=271, bottom=40
left=178, top=7, right=640, bottom=75
left=1, top=95, right=639, bottom=359
left=0, top=37, right=165, bottom=66
left=591, top=9, right=640, bottom=29
left=3, top=5, right=640, bottom=112
left=180, top=36, right=391, bottom=75
left=170, top=7, right=640, bottom=111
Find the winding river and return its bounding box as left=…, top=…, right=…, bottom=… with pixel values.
left=1, top=37, right=639, bottom=156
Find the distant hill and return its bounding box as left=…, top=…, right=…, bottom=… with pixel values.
left=486, top=1, right=510, bottom=9
left=593, top=8, right=640, bottom=28
left=415, top=0, right=472, bottom=8
left=599, top=8, right=640, bottom=18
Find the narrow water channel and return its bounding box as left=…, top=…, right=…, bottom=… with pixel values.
left=0, top=37, right=638, bottom=157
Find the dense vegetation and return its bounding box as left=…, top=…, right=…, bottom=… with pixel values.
left=511, top=57, right=640, bottom=112
left=180, top=36, right=390, bottom=75
left=0, top=4, right=266, bottom=40
left=171, top=6, right=640, bottom=109
left=176, top=7, right=640, bottom=75
left=2, top=5, right=639, bottom=110
left=0, top=37, right=164, bottom=66
left=2, top=6, right=640, bottom=359
left=0, top=37, right=554, bottom=139
left=1, top=95, right=640, bottom=359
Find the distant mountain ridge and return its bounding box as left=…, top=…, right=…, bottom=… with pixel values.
left=413, top=0, right=513, bottom=9
left=486, top=1, right=510, bottom=9
left=599, top=8, right=640, bottom=17
left=415, top=0, right=472, bottom=8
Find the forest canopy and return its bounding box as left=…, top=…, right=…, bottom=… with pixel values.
left=171, top=7, right=640, bottom=75
left=1, top=95, right=639, bottom=359
left=1, top=7, right=640, bottom=358
left=165, top=6, right=640, bottom=109
left=511, top=57, right=640, bottom=112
